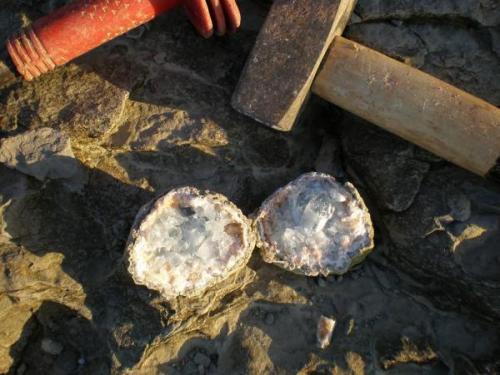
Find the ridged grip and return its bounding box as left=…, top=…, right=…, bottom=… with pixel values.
left=7, top=28, right=56, bottom=81
left=6, top=0, right=184, bottom=80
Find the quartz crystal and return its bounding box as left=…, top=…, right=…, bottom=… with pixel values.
left=126, top=187, right=255, bottom=298
left=254, top=173, right=374, bottom=276
left=317, top=316, right=336, bottom=349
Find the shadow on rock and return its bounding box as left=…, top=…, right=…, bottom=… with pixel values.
left=8, top=301, right=110, bottom=375
left=77, top=7, right=256, bottom=108
left=0, top=131, right=315, bottom=372
left=154, top=257, right=500, bottom=375
left=0, top=8, right=325, bottom=370
left=72, top=6, right=324, bottom=212
left=0, top=160, right=176, bottom=372
left=157, top=298, right=450, bottom=375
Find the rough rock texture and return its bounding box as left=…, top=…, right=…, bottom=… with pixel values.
left=340, top=116, right=500, bottom=321
left=354, top=0, right=500, bottom=27
left=348, top=0, right=500, bottom=106
left=0, top=64, right=130, bottom=138
left=341, top=121, right=430, bottom=212
left=0, top=128, right=86, bottom=191
left=1, top=0, right=499, bottom=374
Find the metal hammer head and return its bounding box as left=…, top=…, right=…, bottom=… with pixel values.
left=232, top=0, right=356, bottom=131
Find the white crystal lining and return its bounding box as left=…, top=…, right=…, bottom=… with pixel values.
left=127, top=188, right=253, bottom=298
left=255, top=173, right=373, bottom=276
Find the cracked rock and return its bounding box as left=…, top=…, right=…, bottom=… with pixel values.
left=0, top=64, right=129, bottom=138
left=341, top=117, right=429, bottom=212
left=382, top=167, right=500, bottom=319
left=0, top=128, right=86, bottom=191
left=40, top=338, right=63, bottom=355
left=355, top=0, right=500, bottom=27
left=346, top=23, right=500, bottom=105
left=1, top=1, right=500, bottom=373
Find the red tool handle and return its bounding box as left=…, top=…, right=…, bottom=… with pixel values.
left=7, top=0, right=184, bottom=80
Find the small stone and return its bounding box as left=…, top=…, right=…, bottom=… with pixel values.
left=311, top=296, right=321, bottom=304
left=154, top=52, right=167, bottom=64
left=314, top=136, right=343, bottom=177
left=41, top=338, right=63, bottom=355
left=346, top=319, right=355, bottom=335
left=317, top=277, right=327, bottom=287
left=317, top=316, right=336, bottom=349
left=16, top=363, right=26, bottom=375
left=447, top=193, right=471, bottom=222
left=264, top=313, right=275, bottom=325
left=126, top=25, right=147, bottom=39
left=78, top=357, right=86, bottom=366
left=348, top=13, right=362, bottom=25
left=193, top=352, right=211, bottom=368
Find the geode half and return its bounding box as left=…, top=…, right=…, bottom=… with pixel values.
left=126, top=187, right=255, bottom=299
left=254, top=173, right=374, bottom=276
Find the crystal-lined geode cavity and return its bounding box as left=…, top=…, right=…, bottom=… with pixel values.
left=254, top=173, right=374, bottom=276
left=125, top=187, right=255, bottom=299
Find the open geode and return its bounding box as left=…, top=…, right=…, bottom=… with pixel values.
left=254, top=173, right=374, bottom=276
left=126, top=187, right=255, bottom=299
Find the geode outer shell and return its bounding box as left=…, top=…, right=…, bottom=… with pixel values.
left=254, top=172, right=374, bottom=276
left=125, top=187, right=255, bottom=299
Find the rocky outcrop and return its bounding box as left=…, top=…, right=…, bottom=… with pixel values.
left=340, top=116, right=500, bottom=321
left=348, top=1, right=500, bottom=106
left=0, top=0, right=499, bottom=373
left=0, top=128, right=86, bottom=191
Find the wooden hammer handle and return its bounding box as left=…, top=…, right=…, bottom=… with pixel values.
left=312, top=36, right=500, bottom=177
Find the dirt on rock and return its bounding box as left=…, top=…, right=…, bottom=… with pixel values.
left=1, top=0, right=499, bottom=374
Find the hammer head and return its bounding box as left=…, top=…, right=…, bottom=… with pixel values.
left=232, top=0, right=356, bottom=131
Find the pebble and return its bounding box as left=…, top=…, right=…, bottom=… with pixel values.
left=264, top=312, right=275, bottom=325
left=447, top=193, right=471, bottom=222
left=348, top=13, right=362, bottom=25
left=16, top=363, right=26, bottom=375
left=316, top=316, right=336, bottom=349
left=193, top=352, right=211, bottom=368
left=126, top=25, right=146, bottom=40
left=154, top=52, right=167, bottom=64
left=41, top=338, right=63, bottom=355
left=346, top=319, right=355, bottom=335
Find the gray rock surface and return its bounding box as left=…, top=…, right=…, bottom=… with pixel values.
left=0, top=0, right=499, bottom=374
left=347, top=4, right=500, bottom=106
left=355, top=0, right=500, bottom=27
left=341, top=120, right=430, bottom=212
left=0, top=128, right=85, bottom=186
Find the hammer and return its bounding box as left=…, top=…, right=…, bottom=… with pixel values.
left=232, top=0, right=500, bottom=178
left=0, top=0, right=240, bottom=85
